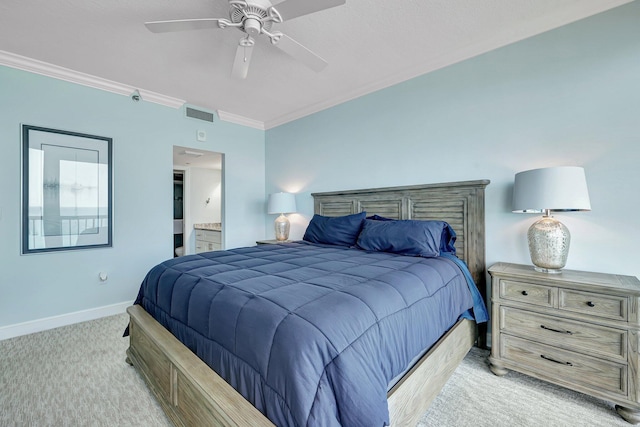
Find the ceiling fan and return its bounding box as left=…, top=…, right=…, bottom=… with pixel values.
left=145, top=0, right=346, bottom=79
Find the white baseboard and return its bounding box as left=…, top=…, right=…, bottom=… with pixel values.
left=0, top=301, right=132, bottom=341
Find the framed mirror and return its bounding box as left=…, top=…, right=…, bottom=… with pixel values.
left=22, top=125, right=112, bottom=254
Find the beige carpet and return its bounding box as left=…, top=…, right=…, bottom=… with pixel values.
left=418, top=345, right=626, bottom=427
left=0, top=313, right=171, bottom=427
left=0, top=314, right=629, bottom=426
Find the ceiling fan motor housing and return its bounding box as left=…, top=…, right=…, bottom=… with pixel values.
left=230, top=1, right=274, bottom=35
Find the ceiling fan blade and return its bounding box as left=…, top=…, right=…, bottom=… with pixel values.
left=232, top=41, right=254, bottom=79
left=144, top=18, right=224, bottom=33
left=273, top=0, right=345, bottom=21
left=274, top=34, right=328, bottom=72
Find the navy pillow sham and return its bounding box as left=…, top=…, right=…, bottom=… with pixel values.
left=365, top=214, right=395, bottom=221
left=303, top=212, right=366, bottom=247
left=356, top=219, right=457, bottom=257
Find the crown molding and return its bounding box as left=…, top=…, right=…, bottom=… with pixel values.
left=0, top=50, right=185, bottom=109
left=217, top=110, right=265, bottom=130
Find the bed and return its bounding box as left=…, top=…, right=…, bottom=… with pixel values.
left=126, top=179, right=489, bottom=427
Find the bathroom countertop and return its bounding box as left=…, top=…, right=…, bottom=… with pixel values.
left=193, top=223, right=222, bottom=231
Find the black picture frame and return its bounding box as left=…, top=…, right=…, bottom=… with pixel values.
left=22, top=125, right=112, bottom=254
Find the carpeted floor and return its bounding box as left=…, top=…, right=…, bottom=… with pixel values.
left=418, top=344, right=626, bottom=427
left=0, top=313, right=171, bottom=427
left=0, top=314, right=629, bottom=426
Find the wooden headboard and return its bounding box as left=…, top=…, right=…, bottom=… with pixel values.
left=311, top=179, right=490, bottom=296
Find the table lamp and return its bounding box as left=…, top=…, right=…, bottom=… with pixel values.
left=267, top=192, right=297, bottom=241
left=512, top=166, right=591, bottom=273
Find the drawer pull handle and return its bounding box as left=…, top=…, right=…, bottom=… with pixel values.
left=541, top=354, right=573, bottom=366
left=521, top=291, right=528, bottom=296
left=540, top=325, right=573, bottom=335
left=586, top=301, right=595, bottom=307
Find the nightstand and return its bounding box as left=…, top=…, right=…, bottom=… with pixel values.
left=256, top=239, right=290, bottom=245
left=488, top=262, right=640, bottom=424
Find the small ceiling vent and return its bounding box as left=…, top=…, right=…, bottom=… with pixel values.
left=185, top=106, right=215, bottom=123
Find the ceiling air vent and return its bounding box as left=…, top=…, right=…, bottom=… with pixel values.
left=185, top=105, right=215, bottom=123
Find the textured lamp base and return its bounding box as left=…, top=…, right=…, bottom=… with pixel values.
left=527, top=216, right=570, bottom=273
left=274, top=214, right=290, bottom=241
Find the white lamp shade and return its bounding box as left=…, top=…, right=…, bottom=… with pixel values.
left=513, top=167, right=591, bottom=213
left=267, top=192, right=297, bottom=214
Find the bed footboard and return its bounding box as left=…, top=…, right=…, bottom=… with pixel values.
left=126, top=304, right=275, bottom=427
left=128, top=305, right=475, bottom=427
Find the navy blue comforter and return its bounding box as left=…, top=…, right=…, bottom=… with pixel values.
left=134, top=241, right=484, bottom=426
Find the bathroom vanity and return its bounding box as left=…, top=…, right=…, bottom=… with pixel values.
left=194, top=223, right=222, bottom=253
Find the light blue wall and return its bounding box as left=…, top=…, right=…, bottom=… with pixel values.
left=266, top=2, right=640, bottom=278
left=0, top=66, right=265, bottom=327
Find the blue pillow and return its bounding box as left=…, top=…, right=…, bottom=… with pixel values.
left=356, top=219, right=457, bottom=257
left=303, top=212, right=366, bottom=247
left=366, top=214, right=395, bottom=221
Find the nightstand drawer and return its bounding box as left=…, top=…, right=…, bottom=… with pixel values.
left=499, top=280, right=555, bottom=308
left=501, top=335, right=627, bottom=397
left=500, top=307, right=626, bottom=360
left=559, top=289, right=627, bottom=321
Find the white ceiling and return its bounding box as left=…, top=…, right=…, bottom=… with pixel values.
left=0, top=0, right=632, bottom=129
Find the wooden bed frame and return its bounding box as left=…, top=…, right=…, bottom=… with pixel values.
left=126, top=179, right=489, bottom=427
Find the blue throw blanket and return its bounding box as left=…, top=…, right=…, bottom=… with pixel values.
left=133, top=242, right=486, bottom=426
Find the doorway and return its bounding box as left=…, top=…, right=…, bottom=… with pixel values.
left=173, top=170, right=184, bottom=257
left=173, top=146, right=224, bottom=256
